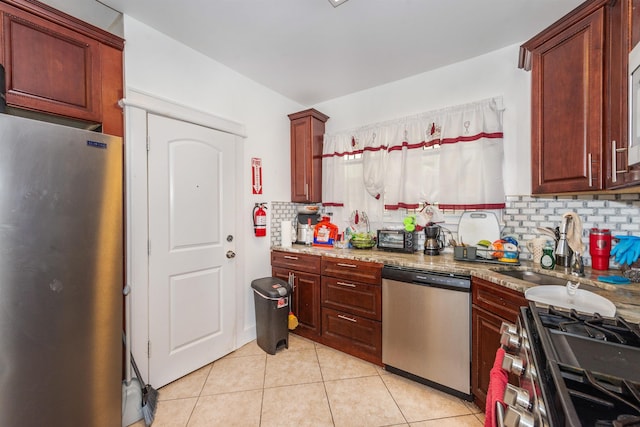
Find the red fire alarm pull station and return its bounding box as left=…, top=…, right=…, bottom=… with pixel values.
left=252, top=157, right=263, bottom=195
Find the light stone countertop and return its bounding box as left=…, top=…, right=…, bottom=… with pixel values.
left=272, top=244, right=640, bottom=323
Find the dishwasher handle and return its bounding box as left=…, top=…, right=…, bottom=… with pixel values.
left=382, top=266, right=470, bottom=291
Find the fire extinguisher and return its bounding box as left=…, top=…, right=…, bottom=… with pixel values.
left=253, top=203, right=267, bottom=237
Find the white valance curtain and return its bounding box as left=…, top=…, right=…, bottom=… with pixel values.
left=322, top=97, right=506, bottom=212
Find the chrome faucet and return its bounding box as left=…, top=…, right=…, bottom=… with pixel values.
left=571, top=254, right=585, bottom=277
left=555, top=217, right=573, bottom=269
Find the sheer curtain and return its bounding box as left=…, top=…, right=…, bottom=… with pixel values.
left=321, top=97, right=505, bottom=213
left=438, top=98, right=505, bottom=209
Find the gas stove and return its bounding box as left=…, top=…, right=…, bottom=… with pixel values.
left=499, top=303, right=640, bottom=427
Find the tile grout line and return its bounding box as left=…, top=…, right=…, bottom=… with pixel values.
left=378, top=371, right=409, bottom=426
left=185, top=362, right=214, bottom=427
left=258, top=354, right=267, bottom=426
left=315, top=342, right=337, bottom=427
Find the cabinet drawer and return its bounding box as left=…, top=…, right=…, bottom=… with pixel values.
left=321, top=277, right=381, bottom=321
left=271, top=250, right=321, bottom=274
left=321, top=257, right=382, bottom=285
left=472, top=278, right=527, bottom=323
left=321, top=307, right=382, bottom=365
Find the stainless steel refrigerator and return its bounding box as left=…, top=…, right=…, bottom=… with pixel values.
left=0, top=114, right=123, bottom=426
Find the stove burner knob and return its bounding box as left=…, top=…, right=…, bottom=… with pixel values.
left=536, top=398, right=547, bottom=419
left=502, top=354, right=525, bottom=376
left=503, top=404, right=535, bottom=427
left=500, top=331, right=521, bottom=351
left=500, top=322, right=518, bottom=335
left=503, top=383, right=531, bottom=409
left=527, top=364, right=537, bottom=382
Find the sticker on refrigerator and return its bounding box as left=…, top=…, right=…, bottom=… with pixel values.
left=87, top=140, right=107, bottom=149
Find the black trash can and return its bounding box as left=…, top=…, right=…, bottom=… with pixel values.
left=251, top=277, right=291, bottom=355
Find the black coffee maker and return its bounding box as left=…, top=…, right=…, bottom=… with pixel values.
left=424, top=225, right=443, bottom=255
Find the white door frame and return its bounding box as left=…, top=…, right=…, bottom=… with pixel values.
left=121, top=88, right=247, bottom=381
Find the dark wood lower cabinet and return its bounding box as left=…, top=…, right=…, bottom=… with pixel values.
left=471, top=278, right=527, bottom=410
left=472, top=305, right=506, bottom=410
left=320, top=256, right=383, bottom=365
left=271, top=266, right=321, bottom=340
left=270, top=251, right=382, bottom=365
left=321, top=307, right=382, bottom=365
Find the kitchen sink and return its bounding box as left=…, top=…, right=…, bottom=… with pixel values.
left=497, top=269, right=569, bottom=286
left=493, top=269, right=599, bottom=292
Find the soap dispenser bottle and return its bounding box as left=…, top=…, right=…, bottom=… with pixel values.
left=540, top=241, right=555, bottom=270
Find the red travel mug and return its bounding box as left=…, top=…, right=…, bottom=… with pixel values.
left=589, top=228, right=612, bottom=270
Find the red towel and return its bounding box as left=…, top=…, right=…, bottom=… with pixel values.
left=484, top=347, right=508, bottom=427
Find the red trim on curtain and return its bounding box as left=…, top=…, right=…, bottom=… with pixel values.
left=386, top=139, right=442, bottom=152
left=322, top=202, right=344, bottom=207
left=384, top=202, right=421, bottom=210
left=438, top=203, right=506, bottom=210
left=388, top=140, right=425, bottom=152
left=440, top=132, right=503, bottom=145
left=363, top=145, right=388, bottom=152
left=322, top=149, right=363, bottom=158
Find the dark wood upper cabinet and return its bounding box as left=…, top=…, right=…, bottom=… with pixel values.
left=288, top=108, right=329, bottom=203
left=520, top=0, right=640, bottom=194
left=0, top=0, right=124, bottom=135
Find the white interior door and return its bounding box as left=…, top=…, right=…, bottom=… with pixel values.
left=147, top=113, right=237, bottom=387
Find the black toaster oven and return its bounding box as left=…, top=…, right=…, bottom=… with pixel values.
left=376, top=230, right=417, bottom=253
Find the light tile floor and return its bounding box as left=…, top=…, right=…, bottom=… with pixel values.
left=131, top=335, right=485, bottom=427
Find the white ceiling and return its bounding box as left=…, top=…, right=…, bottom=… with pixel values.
left=44, top=0, right=584, bottom=106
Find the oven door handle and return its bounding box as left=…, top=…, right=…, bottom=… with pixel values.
left=495, top=401, right=505, bottom=427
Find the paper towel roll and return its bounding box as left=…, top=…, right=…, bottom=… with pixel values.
left=281, top=221, right=292, bottom=247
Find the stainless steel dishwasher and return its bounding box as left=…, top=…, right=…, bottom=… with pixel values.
left=382, top=265, right=472, bottom=400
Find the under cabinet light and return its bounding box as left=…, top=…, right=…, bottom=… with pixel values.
left=329, top=0, right=349, bottom=7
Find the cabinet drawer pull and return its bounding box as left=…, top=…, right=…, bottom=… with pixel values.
left=337, top=314, right=357, bottom=323
left=284, top=255, right=299, bottom=260
left=336, top=281, right=357, bottom=288
left=337, top=263, right=357, bottom=268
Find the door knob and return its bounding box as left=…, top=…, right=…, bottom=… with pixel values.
left=226, top=250, right=236, bottom=259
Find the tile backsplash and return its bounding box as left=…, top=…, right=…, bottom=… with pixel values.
left=270, top=201, right=299, bottom=246
left=270, top=194, right=640, bottom=268
left=502, top=194, right=640, bottom=267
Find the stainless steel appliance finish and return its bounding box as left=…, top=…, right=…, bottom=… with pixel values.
left=382, top=266, right=472, bottom=400
left=296, top=213, right=319, bottom=244
left=423, top=225, right=443, bottom=255
left=0, top=114, right=123, bottom=426
left=498, top=303, right=640, bottom=426
left=555, top=216, right=573, bottom=269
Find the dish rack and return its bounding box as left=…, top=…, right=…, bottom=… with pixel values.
left=453, top=246, right=520, bottom=266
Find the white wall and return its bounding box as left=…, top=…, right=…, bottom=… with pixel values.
left=122, top=16, right=303, bottom=346
left=314, top=44, right=532, bottom=196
